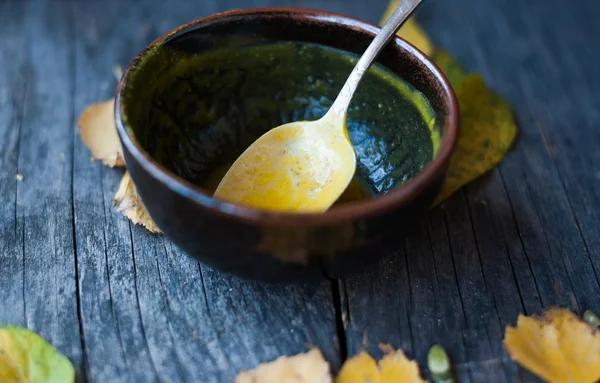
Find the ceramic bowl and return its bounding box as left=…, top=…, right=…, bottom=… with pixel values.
left=115, top=8, right=459, bottom=283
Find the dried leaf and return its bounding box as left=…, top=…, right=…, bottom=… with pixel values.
left=504, top=308, right=600, bottom=383
left=335, top=349, right=426, bottom=383
left=77, top=98, right=124, bottom=167
left=335, top=352, right=380, bottom=383
left=0, top=326, right=75, bottom=383
left=433, top=74, right=518, bottom=205
left=78, top=98, right=160, bottom=233
left=379, top=350, right=427, bottom=383
left=114, top=172, right=161, bottom=233
left=379, top=0, right=434, bottom=56
left=235, top=349, right=332, bottom=383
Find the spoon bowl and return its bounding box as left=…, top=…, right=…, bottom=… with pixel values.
left=214, top=113, right=356, bottom=212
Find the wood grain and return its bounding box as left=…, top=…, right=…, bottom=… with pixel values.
left=0, top=0, right=27, bottom=329
left=340, top=0, right=600, bottom=382
left=69, top=0, right=341, bottom=381
left=4, top=0, right=85, bottom=375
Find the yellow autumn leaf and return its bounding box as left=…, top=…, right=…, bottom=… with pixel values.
left=114, top=172, right=161, bottom=233
left=504, top=308, right=600, bottom=383
left=379, top=350, right=427, bottom=383
left=335, top=349, right=426, bottom=383
left=77, top=98, right=125, bottom=167
left=433, top=74, right=518, bottom=205
left=234, top=349, right=332, bottom=383
left=379, top=0, right=434, bottom=56
left=77, top=97, right=161, bottom=233
left=0, top=326, right=75, bottom=383
left=335, top=352, right=380, bottom=383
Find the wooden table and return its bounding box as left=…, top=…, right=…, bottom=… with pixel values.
left=1, top=0, right=598, bottom=381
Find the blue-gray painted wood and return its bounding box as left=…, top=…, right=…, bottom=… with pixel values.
left=341, top=0, right=600, bottom=382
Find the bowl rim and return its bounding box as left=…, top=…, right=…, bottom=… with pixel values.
left=115, top=7, right=460, bottom=226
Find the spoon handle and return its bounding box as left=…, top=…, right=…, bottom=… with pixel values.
left=328, top=0, right=424, bottom=118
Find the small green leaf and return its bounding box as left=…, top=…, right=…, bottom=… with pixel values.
left=583, top=310, right=600, bottom=328
left=427, top=344, right=454, bottom=383
left=0, top=326, right=75, bottom=383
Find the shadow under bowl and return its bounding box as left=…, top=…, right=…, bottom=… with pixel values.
left=115, top=8, right=459, bottom=283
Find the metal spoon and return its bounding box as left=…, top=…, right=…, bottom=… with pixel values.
left=214, top=0, right=424, bottom=212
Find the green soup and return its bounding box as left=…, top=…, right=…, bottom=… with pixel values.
left=122, top=41, right=439, bottom=204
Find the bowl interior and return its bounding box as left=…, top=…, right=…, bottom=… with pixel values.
left=120, top=11, right=447, bottom=206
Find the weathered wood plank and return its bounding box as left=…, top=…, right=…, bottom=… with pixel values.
left=439, top=194, right=510, bottom=383
left=474, top=171, right=544, bottom=315
left=0, top=0, right=27, bottom=328
left=335, top=0, right=512, bottom=380
left=197, top=257, right=342, bottom=379
left=6, top=0, right=84, bottom=375
left=340, top=0, right=600, bottom=381
left=426, top=210, right=474, bottom=383
left=71, top=0, right=223, bottom=380
left=463, top=0, right=600, bottom=312
left=341, top=244, right=412, bottom=358
left=511, top=0, right=600, bottom=309
left=70, top=0, right=342, bottom=381
left=72, top=0, right=163, bottom=380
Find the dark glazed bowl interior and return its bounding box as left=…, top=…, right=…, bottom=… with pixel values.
left=115, top=8, right=459, bottom=282
left=122, top=40, right=439, bottom=200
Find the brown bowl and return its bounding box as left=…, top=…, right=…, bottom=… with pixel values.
left=115, top=8, right=459, bottom=283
